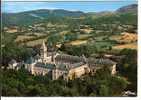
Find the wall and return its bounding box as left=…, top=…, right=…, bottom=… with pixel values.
left=68, top=64, right=88, bottom=80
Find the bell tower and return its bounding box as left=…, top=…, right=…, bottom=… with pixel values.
left=40, top=40, right=47, bottom=63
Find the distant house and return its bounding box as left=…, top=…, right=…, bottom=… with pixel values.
left=8, top=59, right=21, bottom=70
left=8, top=58, right=25, bottom=70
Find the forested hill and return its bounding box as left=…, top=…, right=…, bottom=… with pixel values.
left=116, top=4, right=137, bottom=13
left=2, top=4, right=137, bottom=26
left=2, top=9, right=85, bottom=26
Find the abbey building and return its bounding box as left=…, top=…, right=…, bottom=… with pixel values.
left=8, top=40, right=117, bottom=80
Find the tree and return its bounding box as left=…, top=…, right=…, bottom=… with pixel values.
left=109, top=76, right=128, bottom=96
left=2, top=42, right=33, bottom=66
left=95, top=66, right=111, bottom=80
left=118, top=49, right=137, bottom=92
left=99, top=84, right=109, bottom=96
left=47, top=34, right=63, bottom=47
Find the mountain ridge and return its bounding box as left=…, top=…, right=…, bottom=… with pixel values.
left=2, top=4, right=137, bottom=26
left=116, top=4, right=137, bottom=13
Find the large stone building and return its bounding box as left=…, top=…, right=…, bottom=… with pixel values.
left=9, top=40, right=117, bottom=80
left=24, top=40, right=117, bottom=80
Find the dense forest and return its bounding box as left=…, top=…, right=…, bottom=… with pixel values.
left=1, top=65, right=128, bottom=96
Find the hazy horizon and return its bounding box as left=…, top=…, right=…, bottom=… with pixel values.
left=2, top=1, right=137, bottom=13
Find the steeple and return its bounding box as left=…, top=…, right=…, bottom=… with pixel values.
left=40, top=40, right=47, bottom=62
left=41, top=40, right=47, bottom=51
left=82, top=54, right=87, bottom=63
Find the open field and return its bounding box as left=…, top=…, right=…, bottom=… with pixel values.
left=110, top=35, right=121, bottom=40
left=80, top=28, right=94, bottom=34
left=15, top=35, right=36, bottom=42
left=6, top=29, right=18, bottom=33
left=67, top=40, right=87, bottom=45
left=64, top=34, right=92, bottom=46
left=112, top=42, right=137, bottom=50
left=110, top=33, right=137, bottom=43
left=30, top=33, right=46, bottom=36
left=22, top=38, right=48, bottom=46
left=78, top=34, right=92, bottom=40
left=60, top=31, right=69, bottom=35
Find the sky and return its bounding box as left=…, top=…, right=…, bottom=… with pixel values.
left=2, top=1, right=137, bottom=13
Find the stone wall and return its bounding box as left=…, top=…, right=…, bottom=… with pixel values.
left=32, top=66, right=50, bottom=76
left=52, top=69, right=67, bottom=80
left=67, top=64, right=89, bottom=80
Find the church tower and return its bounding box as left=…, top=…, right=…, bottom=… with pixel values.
left=40, top=40, right=48, bottom=63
